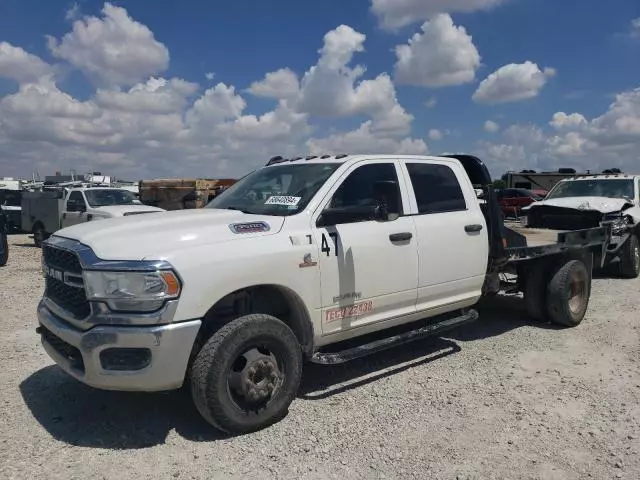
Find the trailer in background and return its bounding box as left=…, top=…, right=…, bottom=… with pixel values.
left=139, top=178, right=236, bottom=210
left=502, top=169, right=602, bottom=193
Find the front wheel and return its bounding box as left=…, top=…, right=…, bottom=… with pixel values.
left=189, top=314, right=302, bottom=434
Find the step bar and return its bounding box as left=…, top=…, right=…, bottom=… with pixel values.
left=310, top=308, right=479, bottom=365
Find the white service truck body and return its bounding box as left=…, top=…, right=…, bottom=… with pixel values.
left=22, top=187, right=165, bottom=246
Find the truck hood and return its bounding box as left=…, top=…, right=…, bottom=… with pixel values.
left=54, top=208, right=285, bottom=260
left=524, top=196, right=634, bottom=214
left=91, top=204, right=165, bottom=216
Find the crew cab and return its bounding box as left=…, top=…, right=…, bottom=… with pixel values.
left=521, top=174, right=640, bottom=278
left=36, top=154, right=609, bottom=434
left=22, top=187, right=165, bottom=247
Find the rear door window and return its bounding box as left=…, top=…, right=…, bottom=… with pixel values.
left=405, top=163, right=467, bottom=214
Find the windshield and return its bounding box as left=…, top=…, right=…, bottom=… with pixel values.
left=546, top=179, right=635, bottom=200
left=85, top=189, right=141, bottom=207
left=207, top=163, right=341, bottom=216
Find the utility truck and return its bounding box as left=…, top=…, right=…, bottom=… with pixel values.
left=36, top=154, right=609, bottom=434
left=22, top=187, right=165, bottom=247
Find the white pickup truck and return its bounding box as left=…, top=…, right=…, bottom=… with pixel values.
left=22, top=187, right=165, bottom=247
left=36, top=154, right=609, bottom=434
left=521, top=174, right=640, bottom=278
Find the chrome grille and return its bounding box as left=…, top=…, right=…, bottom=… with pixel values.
left=43, top=244, right=90, bottom=318
left=43, top=244, right=82, bottom=274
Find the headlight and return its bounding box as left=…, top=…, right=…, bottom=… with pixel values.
left=83, top=270, right=181, bottom=312
left=603, top=213, right=630, bottom=236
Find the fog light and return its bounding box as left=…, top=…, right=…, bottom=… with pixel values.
left=100, top=348, right=151, bottom=371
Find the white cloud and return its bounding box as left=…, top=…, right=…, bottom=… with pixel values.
left=370, top=0, right=507, bottom=30
left=631, top=17, right=640, bottom=38
left=478, top=86, right=640, bottom=174
left=0, top=42, right=54, bottom=84
left=0, top=10, right=438, bottom=179
left=247, top=68, right=299, bottom=99
left=394, top=15, right=481, bottom=88
left=95, top=77, right=199, bottom=114
left=307, top=121, right=427, bottom=156
left=428, top=129, right=443, bottom=140
left=47, top=2, right=169, bottom=86
left=185, top=83, right=247, bottom=128
left=549, top=112, right=587, bottom=130
left=484, top=120, right=500, bottom=133
left=472, top=61, right=556, bottom=104
left=424, top=96, right=437, bottom=108
left=205, top=72, right=215, bottom=81
left=66, top=2, right=81, bottom=21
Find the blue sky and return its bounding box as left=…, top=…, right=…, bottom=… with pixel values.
left=0, top=0, right=639, bottom=180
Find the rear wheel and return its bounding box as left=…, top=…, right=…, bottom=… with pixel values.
left=190, top=314, right=302, bottom=434
left=546, top=260, right=590, bottom=327
left=617, top=234, right=640, bottom=279
left=33, top=224, right=46, bottom=248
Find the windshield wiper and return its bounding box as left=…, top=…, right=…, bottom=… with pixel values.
left=224, top=206, right=255, bottom=214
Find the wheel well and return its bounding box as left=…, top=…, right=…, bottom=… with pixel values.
left=190, top=285, right=314, bottom=362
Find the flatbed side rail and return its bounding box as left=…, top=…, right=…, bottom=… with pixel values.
left=505, top=225, right=610, bottom=264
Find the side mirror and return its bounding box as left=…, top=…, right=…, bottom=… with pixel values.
left=316, top=204, right=379, bottom=227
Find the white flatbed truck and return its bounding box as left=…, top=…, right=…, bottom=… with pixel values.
left=35, top=154, right=608, bottom=434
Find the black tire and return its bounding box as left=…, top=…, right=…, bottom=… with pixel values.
left=546, top=260, right=591, bottom=327
left=0, top=232, right=7, bottom=267
left=523, top=264, right=548, bottom=321
left=190, top=314, right=302, bottom=434
left=617, top=234, right=640, bottom=279
left=33, top=224, right=45, bottom=248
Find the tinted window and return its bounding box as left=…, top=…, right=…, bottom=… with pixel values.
left=547, top=179, right=634, bottom=200
left=327, top=163, right=401, bottom=224
left=67, top=191, right=86, bottom=211
left=406, top=163, right=466, bottom=214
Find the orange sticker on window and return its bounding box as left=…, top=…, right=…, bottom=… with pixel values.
left=325, top=301, right=373, bottom=323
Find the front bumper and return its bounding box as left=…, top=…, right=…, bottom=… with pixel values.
left=37, top=299, right=201, bottom=391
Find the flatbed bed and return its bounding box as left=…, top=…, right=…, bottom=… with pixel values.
left=502, top=220, right=610, bottom=265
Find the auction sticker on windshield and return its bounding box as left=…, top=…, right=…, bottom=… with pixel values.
left=265, top=195, right=301, bottom=206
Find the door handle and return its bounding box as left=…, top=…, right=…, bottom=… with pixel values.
left=389, top=232, right=412, bottom=242
left=465, top=224, right=483, bottom=233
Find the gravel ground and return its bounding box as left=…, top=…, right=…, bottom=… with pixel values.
left=1, top=233, right=639, bottom=480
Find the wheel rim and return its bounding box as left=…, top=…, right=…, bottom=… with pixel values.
left=35, top=228, right=43, bottom=243
left=227, top=345, right=284, bottom=413
left=633, top=243, right=640, bottom=272
left=567, top=269, right=587, bottom=315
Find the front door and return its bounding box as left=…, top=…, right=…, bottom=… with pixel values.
left=61, top=191, right=88, bottom=228
left=312, top=160, right=418, bottom=334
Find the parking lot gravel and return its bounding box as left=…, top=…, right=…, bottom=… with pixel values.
left=1, top=234, right=639, bottom=480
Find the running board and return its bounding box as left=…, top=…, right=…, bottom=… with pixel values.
left=310, top=308, right=479, bottom=365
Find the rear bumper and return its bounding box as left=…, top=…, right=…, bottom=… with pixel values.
left=37, top=300, right=201, bottom=391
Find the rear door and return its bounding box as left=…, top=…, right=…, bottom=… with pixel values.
left=399, top=159, right=488, bottom=312
left=311, top=160, right=419, bottom=334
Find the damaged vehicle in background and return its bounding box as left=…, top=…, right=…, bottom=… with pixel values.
left=521, top=174, right=640, bottom=278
